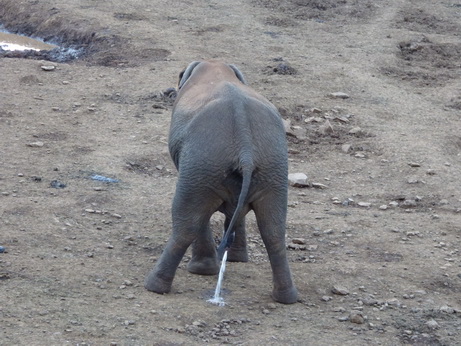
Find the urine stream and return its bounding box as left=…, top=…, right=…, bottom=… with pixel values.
left=207, top=250, right=228, bottom=306
left=0, top=31, right=57, bottom=51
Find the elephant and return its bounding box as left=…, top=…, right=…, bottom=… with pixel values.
left=144, top=60, right=298, bottom=304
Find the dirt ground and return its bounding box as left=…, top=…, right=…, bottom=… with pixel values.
left=1, top=0, right=461, bottom=345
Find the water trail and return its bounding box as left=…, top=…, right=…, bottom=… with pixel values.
left=207, top=250, right=228, bottom=306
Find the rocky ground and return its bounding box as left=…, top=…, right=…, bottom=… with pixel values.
left=1, top=0, right=460, bottom=345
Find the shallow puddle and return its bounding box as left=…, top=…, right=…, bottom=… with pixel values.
left=0, top=31, right=57, bottom=51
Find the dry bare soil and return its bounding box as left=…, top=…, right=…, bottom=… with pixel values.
left=1, top=0, right=461, bottom=345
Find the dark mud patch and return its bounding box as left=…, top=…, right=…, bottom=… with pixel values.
left=265, top=58, right=298, bottom=75
left=395, top=8, right=460, bottom=35
left=0, top=0, right=170, bottom=66
left=398, top=38, right=461, bottom=69
left=252, top=0, right=377, bottom=22
left=381, top=37, right=461, bottom=87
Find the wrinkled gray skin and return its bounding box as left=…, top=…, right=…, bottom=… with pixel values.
left=144, top=60, right=298, bottom=304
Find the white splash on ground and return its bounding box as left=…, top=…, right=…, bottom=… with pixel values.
left=207, top=250, right=228, bottom=306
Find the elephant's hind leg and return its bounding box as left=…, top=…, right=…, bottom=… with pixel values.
left=145, top=182, right=220, bottom=293
left=144, top=233, right=194, bottom=294
left=187, top=221, right=219, bottom=275
left=252, top=192, right=298, bottom=304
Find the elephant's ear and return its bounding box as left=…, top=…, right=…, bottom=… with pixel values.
left=229, top=64, right=247, bottom=85
left=178, top=61, right=201, bottom=89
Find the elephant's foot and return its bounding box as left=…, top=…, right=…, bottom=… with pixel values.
left=272, top=285, right=298, bottom=304
left=144, top=270, right=173, bottom=294
left=187, top=257, right=219, bottom=275
left=227, top=247, right=248, bottom=262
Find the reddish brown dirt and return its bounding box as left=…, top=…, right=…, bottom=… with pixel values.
left=1, top=0, right=460, bottom=345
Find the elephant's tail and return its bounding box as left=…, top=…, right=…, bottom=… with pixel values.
left=217, top=152, right=253, bottom=260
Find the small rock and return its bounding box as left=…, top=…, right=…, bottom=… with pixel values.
left=379, top=205, right=388, bottom=210
left=288, top=243, right=307, bottom=251
left=341, top=144, right=352, bottom=153
left=267, top=303, right=277, bottom=310
left=304, top=116, right=323, bottom=123
left=319, top=120, right=334, bottom=135
left=348, top=127, right=362, bottom=135
left=389, top=201, right=399, bottom=207
left=329, top=92, right=350, bottom=99
left=332, top=285, right=349, bottom=295
left=334, top=116, right=350, bottom=123
left=292, top=238, right=307, bottom=245
left=321, top=295, right=333, bottom=302
left=50, top=180, right=66, bottom=189
left=192, top=320, right=207, bottom=327
left=357, top=202, right=371, bottom=208
left=312, top=182, right=328, bottom=189
left=408, top=162, right=421, bottom=167
left=426, top=169, right=436, bottom=175
left=407, top=177, right=419, bottom=184
left=41, top=65, right=56, bottom=71
left=386, top=298, right=401, bottom=307
left=402, top=200, right=417, bottom=207
left=288, top=173, right=308, bottom=187
left=282, top=119, right=295, bottom=136
left=342, top=198, right=354, bottom=206
left=292, top=126, right=308, bottom=140
left=349, top=311, right=365, bottom=324
left=439, top=305, right=455, bottom=314
left=26, top=141, right=44, bottom=148
left=425, top=319, right=439, bottom=330
left=0, top=246, right=6, bottom=253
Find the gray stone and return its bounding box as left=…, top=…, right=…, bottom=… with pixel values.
left=425, top=319, right=439, bottom=330
left=319, top=120, right=334, bottom=135
left=288, top=173, right=308, bottom=187
left=329, top=92, right=350, bottom=99
left=349, top=311, right=365, bottom=324
left=312, top=182, right=328, bottom=189
left=332, top=285, right=349, bottom=295
left=341, top=144, right=352, bottom=153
